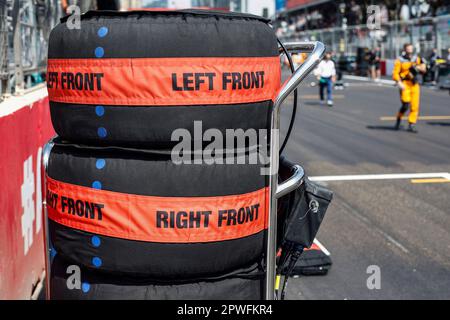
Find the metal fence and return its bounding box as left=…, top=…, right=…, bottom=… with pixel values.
left=1, top=0, right=61, bottom=99
left=280, top=15, right=450, bottom=61
left=0, top=0, right=10, bottom=96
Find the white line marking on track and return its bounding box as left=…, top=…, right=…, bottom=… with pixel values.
left=309, top=172, right=450, bottom=182
left=343, top=75, right=396, bottom=86
left=313, top=239, right=331, bottom=256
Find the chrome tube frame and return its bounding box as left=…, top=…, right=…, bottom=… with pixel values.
left=265, top=41, right=325, bottom=300
left=276, top=165, right=305, bottom=200
left=42, top=138, right=55, bottom=300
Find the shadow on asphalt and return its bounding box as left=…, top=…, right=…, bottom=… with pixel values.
left=427, top=122, right=450, bottom=127
left=366, top=125, right=398, bottom=131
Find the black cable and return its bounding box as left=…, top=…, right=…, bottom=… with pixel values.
left=274, top=241, right=293, bottom=299
left=280, top=246, right=304, bottom=300
left=277, top=38, right=299, bottom=155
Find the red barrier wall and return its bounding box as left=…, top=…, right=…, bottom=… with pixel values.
left=0, top=89, right=54, bottom=299
left=286, top=0, right=323, bottom=10
left=380, top=60, right=386, bottom=76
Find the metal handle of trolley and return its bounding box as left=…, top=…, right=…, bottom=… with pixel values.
left=42, top=140, right=54, bottom=299
left=266, top=41, right=326, bottom=300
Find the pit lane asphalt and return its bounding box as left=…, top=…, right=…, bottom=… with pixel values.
left=280, top=74, right=450, bottom=300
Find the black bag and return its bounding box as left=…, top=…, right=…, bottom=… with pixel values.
left=282, top=245, right=332, bottom=276
left=278, top=158, right=333, bottom=250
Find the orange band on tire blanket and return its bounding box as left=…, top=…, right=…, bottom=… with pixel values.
left=47, top=57, right=281, bottom=106
left=46, top=176, right=269, bottom=243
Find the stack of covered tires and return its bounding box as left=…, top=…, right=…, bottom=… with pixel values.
left=45, top=10, right=281, bottom=300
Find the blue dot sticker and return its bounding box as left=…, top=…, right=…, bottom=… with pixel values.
left=95, top=47, right=104, bottom=58
left=50, top=245, right=57, bottom=259
left=92, top=257, right=102, bottom=268
left=97, top=127, right=107, bottom=138
left=81, top=282, right=90, bottom=293
left=96, top=159, right=106, bottom=170
left=92, top=181, right=102, bottom=190
left=91, top=236, right=101, bottom=247
left=97, top=27, right=108, bottom=38
left=95, top=105, right=105, bottom=117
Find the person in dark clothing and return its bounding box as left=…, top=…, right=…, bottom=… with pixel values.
left=427, top=48, right=440, bottom=84
left=373, top=47, right=382, bottom=81
left=368, top=47, right=381, bottom=81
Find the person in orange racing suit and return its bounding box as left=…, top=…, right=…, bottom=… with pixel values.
left=393, top=44, right=427, bottom=133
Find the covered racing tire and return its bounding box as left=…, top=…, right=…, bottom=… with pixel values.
left=47, top=10, right=280, bottom=147
left=46, top=141, right=269, bottom=279
left=50, top=255, right=264, bottom=300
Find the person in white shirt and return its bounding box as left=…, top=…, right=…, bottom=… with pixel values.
left=314, top=52, right=337, bottom=106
